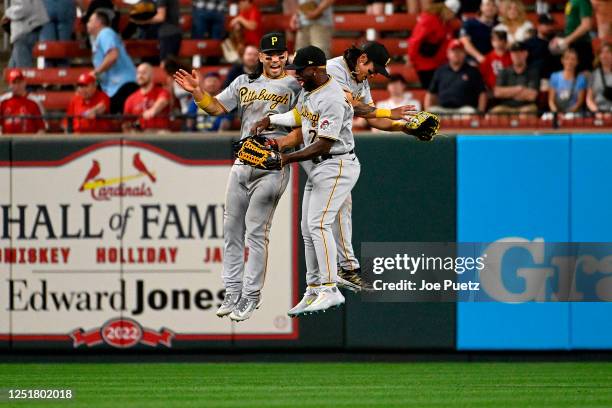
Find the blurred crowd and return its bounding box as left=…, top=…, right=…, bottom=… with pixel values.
left=0, top=0, right=611, bottom=134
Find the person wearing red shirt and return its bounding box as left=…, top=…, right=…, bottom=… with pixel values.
left=65, top=73, right=111, bottom=133
left=230, top=0, right=263, bottom=48
left=123, top=63, right=171, bottom=132
left=407, top=0, right=460, bottom=89
left=480, top=30, right=512, bottom=90
left=0, top=69, right=46, bottom=134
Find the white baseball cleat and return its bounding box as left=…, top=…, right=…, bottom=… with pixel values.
left=287, top=286, right=320, bottom=318
left=303, top=285, right=345, bottom=314
left=216, top=292, right=241, bottom=317
left=229, top=297, right=262, bottom=322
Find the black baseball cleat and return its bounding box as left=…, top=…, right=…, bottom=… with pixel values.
left=338, top=267, right=373, bottom=291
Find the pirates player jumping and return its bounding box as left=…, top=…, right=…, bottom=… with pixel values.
left=253, top=46, right=364, bottom=315
left=327, top=42, right=435, bottom=290
left=174, top=33, right=301, bottom=322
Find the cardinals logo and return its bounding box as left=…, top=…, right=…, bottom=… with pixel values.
left=79, top=153, right=156, bottom=201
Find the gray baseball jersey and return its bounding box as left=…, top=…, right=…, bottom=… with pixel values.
left=326, top=56, right=374, bottom=105
left=216, top=73, right=302, bottom=140
left=297, top=76, right=355, bottom=155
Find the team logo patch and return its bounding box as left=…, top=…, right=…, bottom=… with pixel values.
left=320, top=119, right=332, bottom=130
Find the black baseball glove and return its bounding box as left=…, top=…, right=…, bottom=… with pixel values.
left=404, top=111, right=440, bottom=142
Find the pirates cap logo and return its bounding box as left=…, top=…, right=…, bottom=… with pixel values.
left=386, top=57, right=391, bottom=66
left=272, top=36, right=278, bottom=45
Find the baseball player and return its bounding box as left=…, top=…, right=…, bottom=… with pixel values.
left=174, top=32, right=301, bottom=321
left=252, top=45, right=361, bottom=316
left=326, top=42, right=436, bottom=291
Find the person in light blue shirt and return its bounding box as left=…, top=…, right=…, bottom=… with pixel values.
left=548, top=48, right=588, bottom=113
left=87, top=10, right=138, bottom=113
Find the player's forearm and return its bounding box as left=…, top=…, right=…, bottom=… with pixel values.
left=269, top=109, right=301, bottom=127
left=276, top=128, right=304, bottom=150
left=283, top=139, right=334, bottom=164
left=353, top=102, right=395, bottom=119
left=194, top=92, right=227, bottom=116
left=366, top=117, right=397, bottom=131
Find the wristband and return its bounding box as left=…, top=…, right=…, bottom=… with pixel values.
left=375, top=108, right=392, bottom=118
left=195, top=92, right=213, bottom=110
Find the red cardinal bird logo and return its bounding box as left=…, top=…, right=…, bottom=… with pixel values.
left=133, top=153, right=156, bottom=182
left=79, top=160, right=101, bottom=191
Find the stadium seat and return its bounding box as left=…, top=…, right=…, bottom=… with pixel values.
left=31, top=91, right=73, bottom=111
left=331, top=38, right=409, bottom=58
left=4, top=67, right=91, bottom=86
left=333, top=13, right=416, bottom=31
left=370, top=88, right=425, bottom=104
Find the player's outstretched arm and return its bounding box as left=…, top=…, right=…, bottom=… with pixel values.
left=347, top=91, right=416, bottom=120
left=174, top=69, right=227, bottom=116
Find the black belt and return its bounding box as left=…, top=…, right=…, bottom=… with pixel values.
left=313, top=149, right=355, bottom=164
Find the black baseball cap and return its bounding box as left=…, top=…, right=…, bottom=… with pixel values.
left=260, top=32, right=287, bottom=53
left=509, top=41, right=528, bottom=52
left=361, top=42, right=391, bottom=78
left=286, top=46, right=327, bottom=71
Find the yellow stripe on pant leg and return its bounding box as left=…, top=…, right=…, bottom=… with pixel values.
left=337, top=209, right=354, bottom=272
left=320, top=160, right=343, bottom=284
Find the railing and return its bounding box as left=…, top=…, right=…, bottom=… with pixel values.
left=0, top=112, right=611, bottom=134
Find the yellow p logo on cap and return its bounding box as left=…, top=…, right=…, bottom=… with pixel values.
left=272, top=36, right=278, bottom=45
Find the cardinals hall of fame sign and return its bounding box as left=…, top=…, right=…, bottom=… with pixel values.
left=0, top=139, right=298, bottom=349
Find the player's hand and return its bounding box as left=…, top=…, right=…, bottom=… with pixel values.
left=390, top=105, right=418, bottom=120
left=251, top=116, right=271, bottom=135
left=174, top=69, right=200, bottom=94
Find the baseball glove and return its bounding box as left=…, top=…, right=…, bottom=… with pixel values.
left=233, top=136, right=282, bottom=170
left=405, top=111, right=440, bottom=142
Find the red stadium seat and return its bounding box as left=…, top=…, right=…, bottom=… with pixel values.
left=4, top=67, right=91, bottom=86
left=31, top=91, right=73, bottom=111
left=370, top=88, right=426, bottom=105
left=331, top=38, right=409, bottom=58
left=333, top=13, right=416, bottom=31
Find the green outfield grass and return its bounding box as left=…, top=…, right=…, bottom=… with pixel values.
left=1, top=362, right=612, bottom=407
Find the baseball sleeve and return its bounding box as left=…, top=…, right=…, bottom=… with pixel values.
left=215, top=75, right=242, bottom=112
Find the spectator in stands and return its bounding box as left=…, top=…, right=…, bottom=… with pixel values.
left=406, top=0, right=431, bottom=15
left=192, top=0, right=227, bottom=40
left=367, top=0, right=393, bottom=15
left=494, top=0, right=533, bottom=45
left=550, top=0, right=593, bottom=73
left=87, top=10, right=138, bottom=114
left=292, top=0, right=334, bottom=57
left=425, top=39, right=488, bottom=114
left=186, top=72, right=232, bottom=132
left=79, top=0, right=120, bottom=33
left=0, top=69, right=46, bottom=134
left=123, top=63, right=172, bottom=132
left=460, top=0, right=499, bottom=64
left=41, top=0, right=75, bottom=42
left=407, top=0, right=460, bottom=89
left=548, top=47, right=587, bottom=113
left=223, top=45, right=261, bottom=88
left=491, top=41, right=540, bottom=113
left=592, top=0, right=612, bottom=39
left=229, top=0, right=263, bottom=50
left=524, top=13, right=561, bottom=81
left=3, top=0, right=49, bottom=68
left=480, top=30, right=512, bottom=90
left=64, top=73, right=111, bottom=133
left=355, top=73, right=422, bottom=129
left=587, top=43, right=612, bottom=113
left=162, top=58, right=192, bottom=115
left=132, top=0, right=182, bottom=61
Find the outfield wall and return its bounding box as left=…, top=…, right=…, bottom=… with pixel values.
left=0, top=133, right=610, bottom=351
